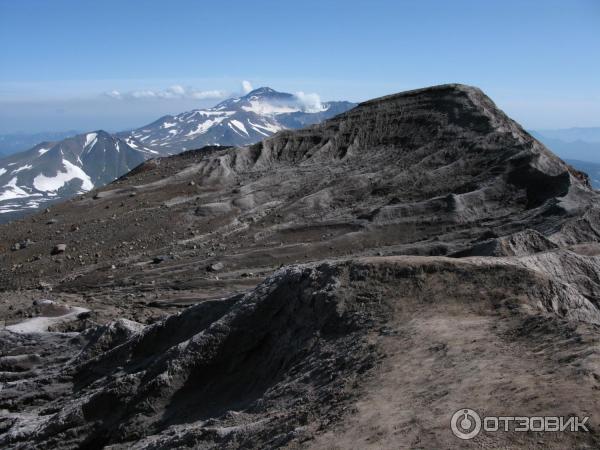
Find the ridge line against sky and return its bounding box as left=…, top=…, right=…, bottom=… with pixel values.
left=0, top=0, right=599, bottom=133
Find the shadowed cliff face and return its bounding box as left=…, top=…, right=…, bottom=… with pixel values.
left=1, top=84, right=600, bottom=449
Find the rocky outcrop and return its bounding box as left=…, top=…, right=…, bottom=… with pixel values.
left=2, top=256, right=600, bottom=448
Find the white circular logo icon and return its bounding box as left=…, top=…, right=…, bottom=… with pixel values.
left=451, top=408, right=482, bottom=440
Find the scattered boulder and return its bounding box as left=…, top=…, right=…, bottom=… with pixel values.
left=46, top=218, right=58, bottom=225
left=20, top=239, right=33, bottom=249
left=152, top=256, right=166, bottom=264
left=207, top=262, right=224, bottom=272
left=51, top=244, right=67, bottom=255
left=33, top=299, right=55, bottom=306
left=93, top=191, right=110, bottom=199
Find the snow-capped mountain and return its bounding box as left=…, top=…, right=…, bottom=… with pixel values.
left=121, top=87, right=355, bottom=154
left=0, top=131, right=146, bottom=221
left=0, top=88, right=355, bottom=222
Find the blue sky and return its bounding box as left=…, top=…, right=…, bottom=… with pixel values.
left=0, top=0, right=599, bottom=133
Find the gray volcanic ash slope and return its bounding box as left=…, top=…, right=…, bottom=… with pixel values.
left=1, top=84, right=600, bottom=449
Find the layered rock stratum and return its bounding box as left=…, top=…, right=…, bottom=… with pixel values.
left=1, top=84, right=600, bottom=449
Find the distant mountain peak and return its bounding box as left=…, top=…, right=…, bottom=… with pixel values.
left=121, top=88, right=355, bottom=155
left=0, top=130, right=148, bottom=220
left=245, top=86, right=277, bottom=96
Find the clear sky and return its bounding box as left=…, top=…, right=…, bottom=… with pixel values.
left=0, top=0, right=598, bottom=133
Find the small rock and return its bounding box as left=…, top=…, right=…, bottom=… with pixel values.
left=207, top=262, right=224, bottom=272
left=188, top=181, right=196, bottom=186
left=33, top=299, right=55, bottom=306
left=152, top=256, right=166, bottom=264
left=51, top=244, right=67, bottom=255
left=11, top=242, right=21, bottom=251
left=46, top=218, right=58, bottom=225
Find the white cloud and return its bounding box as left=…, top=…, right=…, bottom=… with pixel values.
left=106, top=90, right=122, bottom=99
left=190, top=89, right=226, bottom=99
left=294, top=91, right=324, bottom=113
left=105, top=85, right=227, bottom=101
left=131, top=90, right=158, bottom=99
left=168, top=84, right=185, bottom=96
left=242, top=80, right=253, bottom=94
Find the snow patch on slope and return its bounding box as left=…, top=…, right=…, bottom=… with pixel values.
left=248, top=120, right=283, bottom=134
left=230, top=120, right=249, bottom=135
left=186, top=117, right=228, bottom=137
left=11, top=164, right=32, bottom=174
left=84, top=133, right=97, bottom=147
left=6, top=305, right=90, bottom=333
left=33, top=160, right=94, bottom=193
left=0, top=177, right=32, bottom=201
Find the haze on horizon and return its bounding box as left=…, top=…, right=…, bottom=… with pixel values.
left=0, top=0, right=599, bottom=133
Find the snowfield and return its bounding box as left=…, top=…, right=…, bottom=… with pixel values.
left=84, top=132, right=97, bottom=147
left=33, top=159, right=94, bottom=192
left=0, top=177, right=32, bottom=201
left=230, top=119, right=249, bottom=135
left=185, top=116, right=228, bottom=137
left=5, top=305, right=90, bottom=333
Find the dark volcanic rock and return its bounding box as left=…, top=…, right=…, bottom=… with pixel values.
left=207, top=261, right=224, bottom=272
left=1, top=84, right=600, bottom=449
left=2, top=257, right=600, bottom=448
left=50, top=243, right=66, bottom=255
